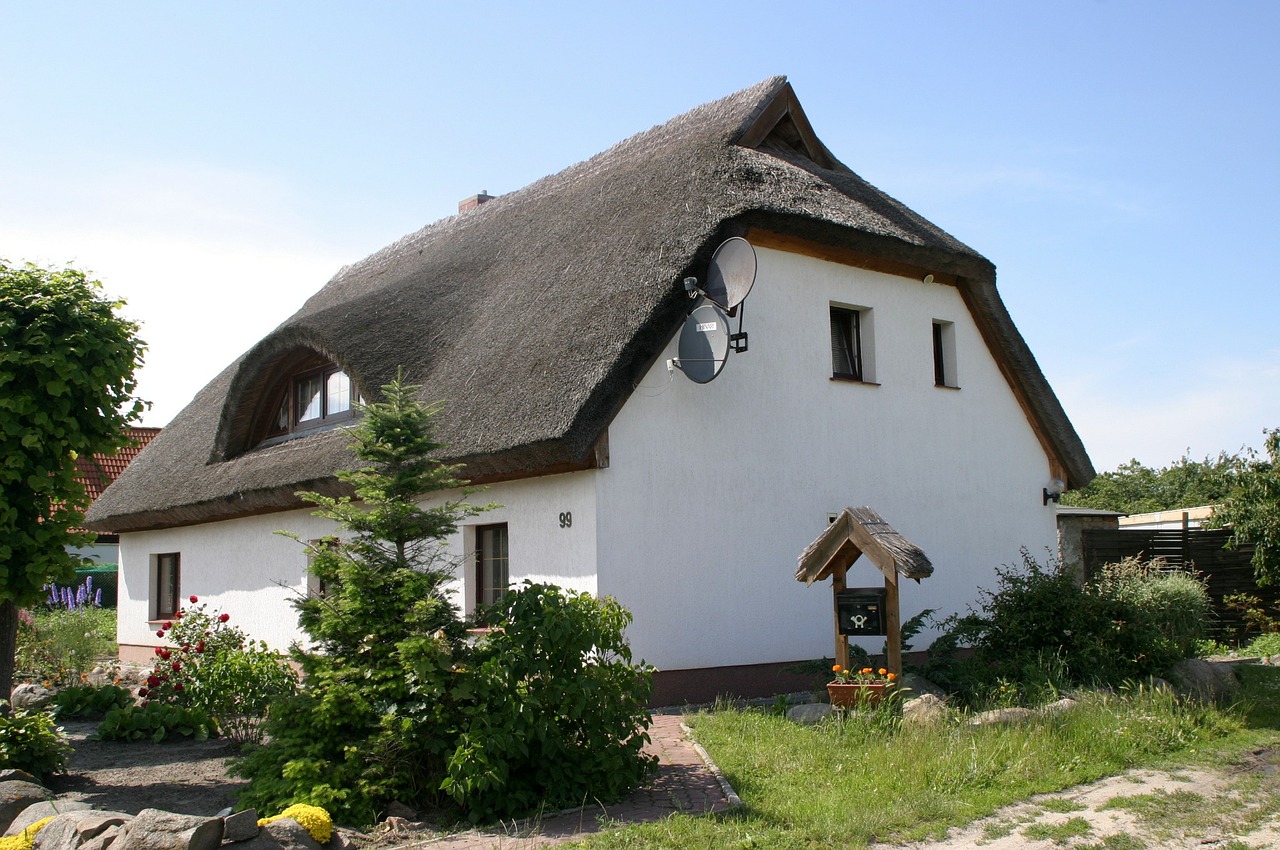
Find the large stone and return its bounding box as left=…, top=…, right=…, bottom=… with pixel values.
left=233, top=819, right=322, bottom=850
left=898, top=673, right=948, bottom=700
left=78, top=823, right=128, bottom=850
left=222, top=810, right=259, bottom=843
left=902, top=693, right=948, bottom=727
left=116, top=809, right=222, bottom=850
left=0, top=780, right=55, bottom=833
left=787, top=703, right=832, bottom=725
left=6, top=801, right=94, bottom=836
left=0, top=771, right=41, bottom=786
left=9, top=685, right=54, bottom=711
left=1167, top=658, right=1240, bottom=702
left=32, top=811, right=132, bottom=850
left=967, top=707, right=1035, bottom=727
left=1041, top=697, right=1079, bottom=715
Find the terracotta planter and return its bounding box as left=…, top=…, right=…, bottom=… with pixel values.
left=827, top=681, right=888, bottom=709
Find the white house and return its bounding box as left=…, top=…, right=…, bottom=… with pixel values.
left=85, top=77, right=1094, bottom=703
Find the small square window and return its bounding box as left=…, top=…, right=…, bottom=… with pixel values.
left=152, top=553, right=180, bottom=620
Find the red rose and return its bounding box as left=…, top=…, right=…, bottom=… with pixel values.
left=147, top=676, right=160, bottom=688
left=175, top=612, right=183, bottom=619
left=138, top=687, right=148, bottom=697
left=163, top=621, right=173, bottom=630
left=140, top=700, right=149, bottom=708
left=173, top=683, right=184, bottom=692
left=195, top=644, right=205, bottom=654
left=218, top=613, right=230, bottom=623
left=159, top=650, right=171, bottom=660
left=155, top=630, right=165, bottom=638
left=190, top=595, right=198, bottom=603
left=154, top=647, right=163, bottom=656
left=171, top=661, right=181, bottom=671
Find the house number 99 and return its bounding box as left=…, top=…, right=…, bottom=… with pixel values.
left=558, top=511, right=572, bottom=529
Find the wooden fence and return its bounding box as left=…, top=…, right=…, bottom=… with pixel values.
left=1081, top=527, right=1279, bottom=640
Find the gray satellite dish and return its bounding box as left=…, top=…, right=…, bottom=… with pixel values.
left=702, top=237, right=757, bottom=310
left=676, top=303, right=731, bottom=383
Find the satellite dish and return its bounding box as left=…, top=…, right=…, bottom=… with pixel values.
left=702, top=237, right=757, bottom=310
left=676, top=303, right=731, bottom=383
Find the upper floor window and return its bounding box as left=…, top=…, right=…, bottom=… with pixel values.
left=830, top=305, right=876, bottom=383
left=932, top=320, right=958, bottom=388
left=265, top=365, right=360, bottom=439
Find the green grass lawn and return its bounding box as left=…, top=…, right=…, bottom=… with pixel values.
left=578, top=668, right=1280, bottom=849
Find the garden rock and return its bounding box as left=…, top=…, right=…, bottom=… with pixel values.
left=899, top=673, right=947, bottom=700
left=233, top=819, right=321, bottom=850
left=6, top=801, right=94, bottom=836
left=0, top=770, right=41, bottom=785
left=32, top=810, right=131, bottom=850
left=116, top=808, right=222, bottom=850
left=902, top=693, right=947, bottom=727
left=786, top=703, right=831, bottom=725
left=1042, top=697, right=1079, bottom=715
left=382, top=801, right=418, bottom=821
left=1167, top=658, right=1240, bottom=701
left=221, top=810, right=259, bottom=843
left=0, top=780, right=56, bottom=832
left=967, top=707, right=1035, bottom=727
left=10, top=684, right=54, bottom=711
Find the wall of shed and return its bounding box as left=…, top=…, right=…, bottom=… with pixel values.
left=594, top=246, right=1060, bottom=672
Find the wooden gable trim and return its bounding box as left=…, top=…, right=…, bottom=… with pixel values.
left=736, top=83, right=836, bottom=170
left=796, top=507, right=933, bottom=586
left=745, top=228, right=960, bottom=286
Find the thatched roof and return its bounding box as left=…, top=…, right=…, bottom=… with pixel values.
left=86, top=76, right=1094, bottom=533
left=796, top=507, right=934, bottom=585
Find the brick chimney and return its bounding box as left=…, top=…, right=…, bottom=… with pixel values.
left=458, top=191, right=495, bottom=213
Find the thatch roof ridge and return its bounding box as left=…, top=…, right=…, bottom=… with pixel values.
left=85, top=76, right=1091, bottom=533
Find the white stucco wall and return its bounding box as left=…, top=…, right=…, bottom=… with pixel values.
left=117, top=470, right=599, bottom=655
left=595, top=247, right=1061, bottom=671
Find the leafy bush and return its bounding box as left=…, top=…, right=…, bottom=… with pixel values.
left=0, top=704, right=70, bottom=777
left=15, top=607, right=116, bottom=687
left=1244, top=632, right=1280, bottom=658
left=51, top=683, right=132, bottom=720
left=95, top=702, right=214, bottom=743
left=443, top=583, right=655, bottom=821
left=925, top=552, right=1212, bottom=702
left=142, top=599, right=296, bottom=743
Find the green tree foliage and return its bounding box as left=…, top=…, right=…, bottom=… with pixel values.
left=234, top=375, right=487, bottom=825
left=1210, top=428, right=1280, bottom=586
left=0, top=260, right=145, bottom=703
left=1061, top=452, right=1245, bottom=514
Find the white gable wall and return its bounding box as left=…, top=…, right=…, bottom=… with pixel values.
left=594, top=247, right=1059, bottom=671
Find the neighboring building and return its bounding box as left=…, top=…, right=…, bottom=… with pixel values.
left=85, top=77, right=1094, bottom=702
left=70, top=426, right=162, bottom=564
left=1119, top=505, right=1216, bottom=531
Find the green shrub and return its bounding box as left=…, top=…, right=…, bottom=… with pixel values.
left=15, top=608, right=115, bottom=686
left=0, top=705, right=70, bottom=778
left=443, top=583, right=656, bottom=822
left=142, top=600, right=297, bottom=744
left=51, top=684, right=132, bottom=720
left=1244, top=632, right=1280, bottom=657
left=95, top=702, right=214, bottom=743
left=925, top=552, right=1212, bottom=703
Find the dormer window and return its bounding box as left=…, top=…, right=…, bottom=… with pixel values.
left=263, top=363, right=361, bottom=441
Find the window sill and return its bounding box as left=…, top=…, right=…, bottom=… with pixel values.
left=934, top=384, right=962, bottom=391
left=830, top=376, right=880, bottom=386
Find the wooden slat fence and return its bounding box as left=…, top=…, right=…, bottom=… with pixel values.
left=1082, top=527, right=1279, bottom=640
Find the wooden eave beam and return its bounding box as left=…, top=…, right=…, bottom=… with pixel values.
left=735, top=83, right=836, bottom=170
left=745, top=228, right=960, bottom=287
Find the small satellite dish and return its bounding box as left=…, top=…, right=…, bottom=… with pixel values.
left=702, top=237, right=757, bottom=310
left=676, top=303, right=731, bottom=383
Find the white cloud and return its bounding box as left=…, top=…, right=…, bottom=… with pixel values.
left=1058, top=351, right=1280, bottom=471
left=0, top=159, right=355, bottom=426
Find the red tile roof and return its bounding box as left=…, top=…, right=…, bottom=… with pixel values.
left=74, top=426, right=161, bottom=502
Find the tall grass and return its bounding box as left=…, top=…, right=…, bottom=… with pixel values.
left=16, top=607, right=116, bottom=686
left=581, top=675, right=1279, bottom=850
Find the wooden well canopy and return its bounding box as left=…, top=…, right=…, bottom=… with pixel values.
left=796, top=506, right=933, bottom=676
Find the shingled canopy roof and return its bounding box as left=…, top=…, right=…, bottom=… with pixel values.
left=86, top=76, right=1094, bottom=534
left=796, top=506, right=934, bottom=586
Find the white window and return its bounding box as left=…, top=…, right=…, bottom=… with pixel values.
left=830, top=304, right=876, bottom=383
left=152, top=553, right=180, bottom=620
left=932, top=320, right=958, bottom=388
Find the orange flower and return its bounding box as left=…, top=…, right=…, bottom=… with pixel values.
left=860, top=667, right=872, bottom=675
left=832, top=664, right=843, bottom=673
left=887, top=672, right=897, bottom=681
left=878, top=668, right=887, bottom=676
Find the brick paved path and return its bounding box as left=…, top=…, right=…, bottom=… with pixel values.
left=374, top=715, right=737, bottom=850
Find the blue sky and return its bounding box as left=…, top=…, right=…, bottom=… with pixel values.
left=3, top=1, right=1277, bottom=472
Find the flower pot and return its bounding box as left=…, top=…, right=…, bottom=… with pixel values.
left=827, top=681, right=888, bottom=709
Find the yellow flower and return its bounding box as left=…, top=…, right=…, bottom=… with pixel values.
left=0, top=816, right=55, bottom=850
left=258, top=805, right=332, bottom=844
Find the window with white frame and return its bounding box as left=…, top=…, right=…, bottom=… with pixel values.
left=830, top=305, right=875, bottom=383
left=932, top=320, right=958, bottom=388
left=152, top=553, right=180, bottom=620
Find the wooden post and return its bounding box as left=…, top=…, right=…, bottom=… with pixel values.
left=883, top=567, right=902, bottom=676
left=832, top=563, right=849, bottom=672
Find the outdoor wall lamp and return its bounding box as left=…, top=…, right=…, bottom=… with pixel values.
left=1043, top=478, right=1066, bottom=506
